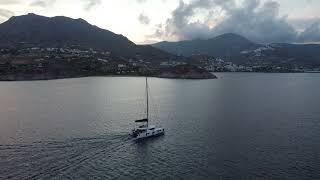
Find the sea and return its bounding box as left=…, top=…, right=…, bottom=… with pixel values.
left=0, top=73, right=319, bottom=179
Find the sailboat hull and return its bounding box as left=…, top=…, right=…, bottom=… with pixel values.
left=131, top=127, right=165, bottom=140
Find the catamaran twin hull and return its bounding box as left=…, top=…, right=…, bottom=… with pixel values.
left=131, top=126, right=165, bottom=140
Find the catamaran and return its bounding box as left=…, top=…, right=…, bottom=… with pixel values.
left=130, top=77, right=164, bottom=140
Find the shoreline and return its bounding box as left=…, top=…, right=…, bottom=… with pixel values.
left=1, top=71, right=319, bottom=82
left=0, top=74, right=217, bottom=82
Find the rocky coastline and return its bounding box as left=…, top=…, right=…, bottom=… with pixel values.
left=0, top=65, right=217, bottom=81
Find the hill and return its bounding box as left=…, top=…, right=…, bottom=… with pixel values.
left=152, top=33, right=320, bottom=66
left=0, top=13, right=215, bottom=80
left=152, top=33, right=259, bottom=60
left=0, top=13, right=175, bottom=61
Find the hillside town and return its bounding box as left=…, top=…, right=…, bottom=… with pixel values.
left=0, top=47, right=213, bottom=80
left=0, top=46, right=320, bottom=80
left=191, top=54, right=320, bottom=73
left=0, top=47, right=144, bottom=80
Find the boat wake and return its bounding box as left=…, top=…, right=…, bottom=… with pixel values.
left=0, top=134, right=134, bottom=180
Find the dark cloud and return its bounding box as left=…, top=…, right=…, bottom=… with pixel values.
left=83, top=0, right=101, bottom=11
left=138, top=13, right=150, bottom=25
left=299, top=20, right=320, bottom=42
left=213, top=0, right=297, bottom=43
left=150, top=0, right=316, bottom=43
left=0, top=8, right=14, bottom=23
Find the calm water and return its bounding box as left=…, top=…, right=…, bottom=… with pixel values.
left=0, top=73, right=320, bottom=179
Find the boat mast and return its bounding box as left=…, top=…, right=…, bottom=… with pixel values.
left=146, top=77, right=149, bottom=127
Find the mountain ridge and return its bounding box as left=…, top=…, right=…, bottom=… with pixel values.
left=0, top=13, right=176, bottom=61
left=152, top=33, right=320, bottom=65
left=152, top=33, right=259, bottom=59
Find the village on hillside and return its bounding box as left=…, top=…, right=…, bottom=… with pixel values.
left=0, top=46, right=320, bottom=80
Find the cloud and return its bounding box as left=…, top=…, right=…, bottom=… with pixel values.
left=299, top=20, right=320, bottom=42
left=0, top=8, right=14, bottom=23
left=136, top=0, right=147, bottom=3
left=30, top=1, right=47, bottom=7
left=0, top=9, right=14, bottom=18
left=0, top=0, right=20, bottom=5
left=213, top=0, right=297, bottom=43
left=149, top=0, right=302, bottom=43
left=83, top=0, right=101, bottom=11
left=138, top=13, right=150, bottom=25
left=289, top=17, right=320, bottom=32
left=135, top=0, right=168, bottom=4
left=29, top=0, right=101, bottom=10
left=29, top=0, right=56, bottom=8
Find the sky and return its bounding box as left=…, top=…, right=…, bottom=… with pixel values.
left=0, top=0, right=320, bottom=44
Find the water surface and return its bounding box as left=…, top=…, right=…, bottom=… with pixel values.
left=0, top=73, right=320, bottom=179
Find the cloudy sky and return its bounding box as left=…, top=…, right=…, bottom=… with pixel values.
left=0, top=0, right=320, bottom=44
